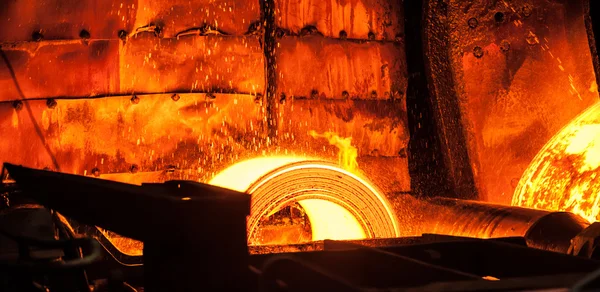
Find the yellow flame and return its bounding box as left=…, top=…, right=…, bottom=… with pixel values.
left=309, top=130, right=359, bottom=173
left=513, top=102, right=600, bottom=223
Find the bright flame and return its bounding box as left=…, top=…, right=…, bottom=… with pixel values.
left=309, top=131, right=359, bottom=173
left=513, top=102, right=600, bottom=222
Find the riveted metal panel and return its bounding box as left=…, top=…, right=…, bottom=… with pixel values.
left=0, top=35, right=264, bottom=101
left=275, top=0, right=403, bottom=40
left=277, top=99, right=410, bottom=192
left=0, top=40, right=120, bottom=101
left=119, top=35, right=265, bottom=95
left=425, top=0, right=598, bottom=203
left=0, top=93, right=265, bottom=177
left=274, top=36, right=406, bottom=100
left=131, top=0, right=261, bottom=38
left=0, top=0, right=136, bottom=41
left=0, top=0, right=260, bottom=42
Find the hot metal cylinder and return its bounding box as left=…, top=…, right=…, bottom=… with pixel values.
left=391, top=195, right=589, bottom=253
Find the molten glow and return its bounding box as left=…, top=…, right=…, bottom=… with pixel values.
left=210, top=156, right=368, bottom=243
left=210, top=155, right=399, bottom=245
left=309, top=131, right=359, bottom=173
left=299, top=199, right=366, bottom=241
left=513, top=102, right=600, bottom=222
left=209, top=156, right=306, bottom=192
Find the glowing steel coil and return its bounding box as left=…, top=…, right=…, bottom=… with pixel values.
left=513, top=102, right=600, bottom=222
left=210, top=157, right=400, bottom=244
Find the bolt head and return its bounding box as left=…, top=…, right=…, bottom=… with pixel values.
left=46, top=99, right=57, bottom=109
left=468, top=18, right=478, bottom=29
left=12, top=100, right=23, bottom=111
left=32, top=30, right=43, bottom=42
left=79, top=29, right=91, bottom=40
left=118, top=30, right=128, bottom=40
left=500, top=40, right=511, bottom=52
left=473, top=46, right=484, bottom=58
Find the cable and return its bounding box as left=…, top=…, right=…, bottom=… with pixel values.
left=0, top=236, right=102, bottom=271
left=0, top=49, right=60, bottom=171
left=0, top=217, right=101, bottom=270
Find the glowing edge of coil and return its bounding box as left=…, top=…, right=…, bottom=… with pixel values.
left=246, top=160, right=401, bottom=237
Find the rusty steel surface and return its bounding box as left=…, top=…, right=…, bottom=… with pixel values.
left=275, top=36, right=406, bottom=100
left=424, top=0, right=599, bottom=204
left=0, top=0, right=410, bottom=197
left=0, top=40, right=121, bottom=101
left=275, top=0, right=404, bottom=41
left=277, top=99, right=410, bottom=192
left=0, top=93, right=265, bottom=177
left=0, top=35, right=264, bottom=101
left=119, top=35, right=264, bottom=94
left=0, top=0, right=259, bottom=42
left=0, top=0, right=136, bottom=41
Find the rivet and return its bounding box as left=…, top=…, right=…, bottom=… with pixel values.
left=473, top=46, right=484, bottom=58
left=279, top=93, right=286, bottom=104
left=206, top=92, right=216, bottom=99
left=245, top=21, right=262, bottom=35
left=299, top=26, right=320, bottom=36
left=32, top=30, right=43, bottom=42
left=522, top=6, right=532, bottom=17
left=339, top=30, right=348, bottom=40
left=12, top=100, right=23, bottom=111
left=171, top=94, right=181, bottom=101
left=275, top=28, right=286, bottom=38
left=526, top=32, right=539, bottom=46
left=91, top=168, right=100, bottom=177
left=370, top=90, right=378, bottom=99
left=130, top=95, right=140, bottom=104
left=368, top=32, right=376, bottom=40
left=342, top=91, right=350, bottom=99
left=394, top=33, right=404, bottom=42
left=79, top=29, right=91, bottom=40
left=494, top=12, right=505, bottom=23
left=500, top=40, right=511, bottom=52
left=468, top=18, right=478, bottom=29
left=310, top=89, right=319, bottom=99
left=130, top=164, right=139, bottom=173
left=398, top=148, right=408, bottom=158
left=165, top=165, right=177, bottom=173
left=118, top=30, right=128, bottom=40
left=154, top=26, right=163, bottom=37
left=254, top=93, right=263, bottom=104
left=46, top=99, right=57, bottom=109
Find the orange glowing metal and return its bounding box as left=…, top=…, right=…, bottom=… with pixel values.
left=309, top=130, right=359, bottom=173
left=513, top=102, right=600, bottom=223
left=210, top=156, right=399, bottom=245
left=299, top=199, right=366, bottom=241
